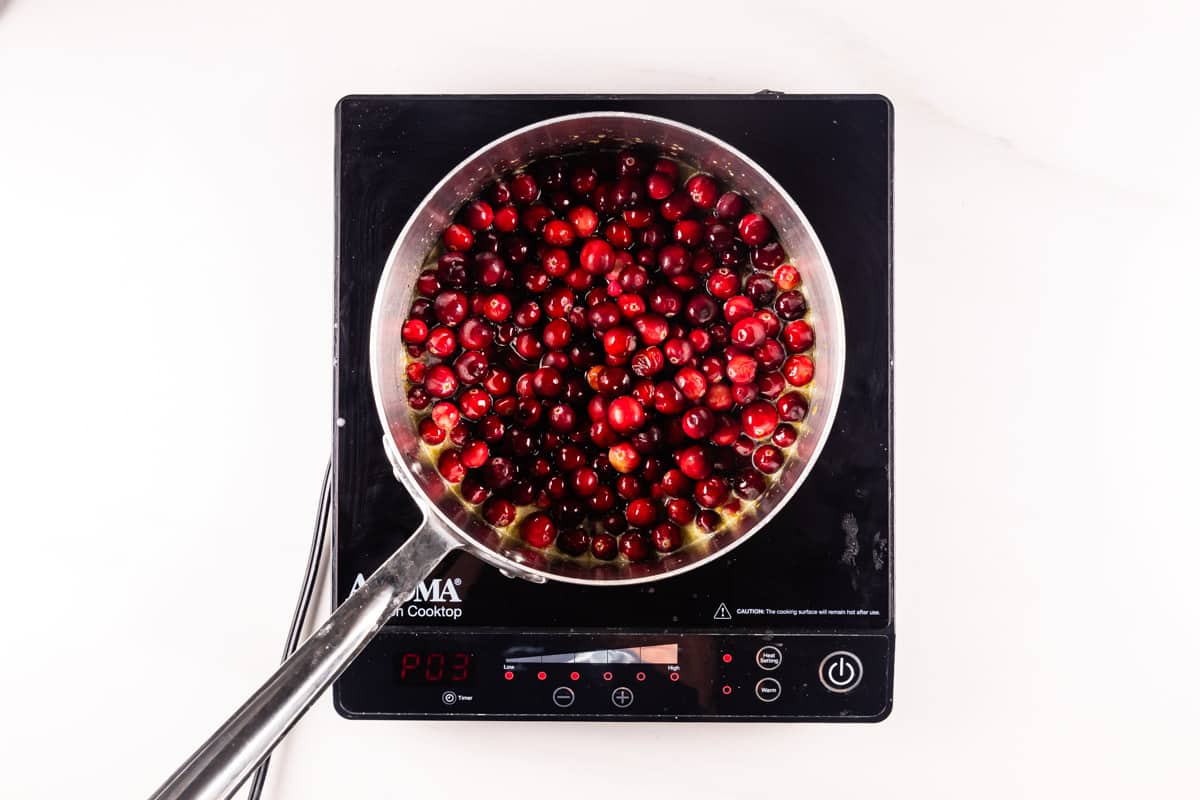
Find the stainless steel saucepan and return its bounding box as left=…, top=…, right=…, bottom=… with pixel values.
left=148, top=112, right=845, bottom=800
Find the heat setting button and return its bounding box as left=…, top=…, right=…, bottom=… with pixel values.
left=755, top=645, right=783, bottom=671
left=611, top=686, right=635, bottom=708
left=819, top=651, right=864, bottom=694
left=552, top=687, right=575, bottom=708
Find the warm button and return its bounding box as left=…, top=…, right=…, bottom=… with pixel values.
left=818, top=651, right=864, bottom=693
left=755, top=645, right=783, bottom=670
left=754, top=677, right=782, bottom=703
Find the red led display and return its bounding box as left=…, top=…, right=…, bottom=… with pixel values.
left=398, top=652, right=472, bottom=685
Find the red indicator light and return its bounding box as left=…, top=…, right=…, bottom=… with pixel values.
left=669, top=672, right=681, bottom=682
left=504, top=671, right=514, bottom=681
left=722, top=653, right=733, bottom=664
left=722, top=684, right=733, bottom=695
left=635, top=671, right=646, bottom=682
left=602, top=671, right=613, bottom=681
left=570, top=671, right=580, bottom=681
left=537, top=671, right=547, bottom=681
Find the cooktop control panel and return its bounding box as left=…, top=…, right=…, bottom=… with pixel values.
left=335, top=633, right=891, bottom=721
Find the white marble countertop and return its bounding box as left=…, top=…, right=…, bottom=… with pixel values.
left=1, top=1, right=1197, bottom=797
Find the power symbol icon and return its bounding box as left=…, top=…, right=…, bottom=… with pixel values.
left=818, top=651, right=863, bottom=693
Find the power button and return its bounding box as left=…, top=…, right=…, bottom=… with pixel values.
left=818, top=651, right=863, bottom=693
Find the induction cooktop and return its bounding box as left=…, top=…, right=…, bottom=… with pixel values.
left=332, top=93, right=893, bottom=721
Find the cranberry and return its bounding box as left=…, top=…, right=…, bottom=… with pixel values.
left=685, top=294, right=718, bottom=326
left=461, top=440, right=489, bottom=469
left=666, top=497, right=696, bottom=525
left=744, top=273, right=777, bottom=305
left=520, top=512, right=557, bottom=548
left=772, top=424, right=798, bottom=448
left=677, top=445, right=712, bottom=480
left=646, top=171, right=674, bottom=200
left=737, top=213, right=771, bottom=246
left=482, top=496, right=516, bottom=527
left=566, top=205, right=599, bottom=238
left=602, top=326, right=638, bottom=358
left=513, top=332, right=543, bottom=360
left=511, top=174, right=539, bottom=204
left=654, top=381, right=687, bottom=415
left=651, top=523, right=682, bottom=553
left=733, top=469, right=767, bottom=500
left=607, top=396, right=646, bottom=434
left=672, top=219, right=704, bottom=247
left=696, top=510, right=721, bottom=533
left=731, top=317, right=767, bottom=348
left=580, top=238, right=616, bottom=274
left=777, top=391, right=808, bottom=421
left=433, top=290, right=469, bottom=326
left=694, top=476, right=730, bottom=508
left=594, top=366, right=631, bottom=396
left=401, top=319, right=428, bottom=343
left=430, top=401, right=460, bottom=431
left=681, top=406, right=715, bottom=439
left=706, top=221, right=734, bottom=249
left=712, top=416, right=741, bottom=446
left=481, top=456, right=516, bottom=489
left=757, top=370, right=786, bottom=399
left=494, top=205, right=519, bottom=232
left=482, top=368, right=512, bottom=395
left=704, top=383, right=734, bottom=412
left=591, top=532, right=618, bottom=560
left=608, top=442, right=641, bottom=473
left=459, top=388, right=491, bottom=421
left=424, top=364, right=458, bottom=398
left=407, top=386, right=431, bottom=410
left=707, top=269, right=739, bottom=299
left=784, top=355, right=814, bottom=387
left=685, top=174, right=718, bottom=208
left=775, top=290, right=808, bottom=320
left=775, top=264, right=800, bottom=290
left=481, top=293, right=512, bottom=322
left=725, top=353, right=757, bottom=385
left=626, top=497, right=658, bottom=527
left=418, top=417, right=446, bottom=445
left=714, top=191, right=747, bottom=220
left=530, top=366, right=563, bottom=398
left=752, top=444, right=784, bottom=474
left=741, top=401, right=779, bottom=439
left=617, top=293, right=646, bottom=319
left=633, top=314, right=669, bottom=345
left=443, top=224, right=474, bottom=252
left=657, top=244, right=691, bottom=276
left=751, top=241, right=786, bottom=271
left=616, top=475, right=643, bottom=500
left=663, top=337, right=694, bottom=367
left=463, top=200, right=494, bottom=231
left=784, top=319, right=814, bottom=352
left=437, top=449, right=465, bottom=482
left=631, top=346, right=665, bottom=377
left=648, top=285, right=682, bottom=317
left=659, top=191, right=693, bottom=221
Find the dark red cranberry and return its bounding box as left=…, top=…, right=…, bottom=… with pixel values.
left=607, top=396, right=645, bottom=434
left=647, top=285, right=682, bottom=317
left=694, top=476, right=730, bottom=508
left=757, top=370, right=786, bottom=399
left=646, top=171, right=674, bottom=200
left=464, top=200, right=494, bottom=231
left=482, top=496, right=516, bottom=527
left=733, top=469, right=766, bottom=500
left=772, top=424, right=798, bottom=447
left=530, top=366, right=563, bottom=398
left=580, top=238, right=616, bottom=274
left=744, top=273, right=777, bottom=305
left=659, top=190, right=693, bottom=221
left=416, top=270, right=440, bottom=298
left=681, top=406, right=716, bottom=439
left=594, top=366, right=631, bottom=397
left=705, top=221, right=734, bottom=249
left=657, top=244, right=691, bottom=276
left=756, top=340, right=786, bottom=370
left=777, top=391, right=808, bottom=421
left=481, top=456, right=516, bottom=489
left=443, top=224, right=474, bottom=252
left=407, top=386, right=431, bottom=410
left=784, top=319, right=814, bottom=352
left=666, top=497, right=696, bottom=525
left=611, top=176, right=642, bottom=209
left=653, top=381, right=687, bottom=415
left=649, top=523, right=681, bottom=553
left=752, top=241, right=786, bottom=271
left=437, top=449, right=466, bottom=482
left=433, top=290, right=469, bottom=326
left=509, top=479, right=536, bottom=504
left=737, top=213, right=771, bottom=246
left=520, top=512, right=556, bottom=548
left=685, top=294, right=718, bottom=326
left=707, top=269, right=739, bottom=299
left=631, top=346, right=665, bottom=377
left=775, top=290, right=808, bottom=320
left=625, top=497, right=658, bottom=527
left=510, top=174, right=539, bottom=204
left=673, top=219, right=704, bottom=247
left=591, top=532, right=618, bottom=560
left=513, top=332, right=543, bottom=360
left=714, top=191, right=747, bottom=220
left=677, top=445, right=712, bottom=480
left=752, top=444, right=784, bottom=474
left=557, top=529, right=590, bottom=556
left=696, top=509, right=721, bottom=533
left=570, top=165, right=599, bottom=195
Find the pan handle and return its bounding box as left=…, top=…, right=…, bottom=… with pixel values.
left=146, top=515, right=463, bottom=800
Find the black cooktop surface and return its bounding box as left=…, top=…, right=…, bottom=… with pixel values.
left=333, top=94, right=892, bottom=634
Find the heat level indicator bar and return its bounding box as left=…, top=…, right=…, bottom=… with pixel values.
left=506, top=644, right=678, bottom=665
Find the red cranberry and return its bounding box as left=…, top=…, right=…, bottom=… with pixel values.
left=654, top=381, right=687, bottom=415
left=707, top=269, right=739, bottom=299
left=657, top=244, right=691, bottom=276
left=425, top=364, right=458, bottom=398
left=430, top=401, right=460, bottom=431
left=607, top=396, right=646, bottom=434
left=530, top=366, right=563, bottom=398
left=694, top=476, right=730, bottom=508
left=647, top=285, right=682, bottom=317
left=590, top=485, right=617, bottom=512
left=651, top=523, right=682, bottom=553
left=737, top=213, right=771, bottom=246
left=594, top=366, right=631, bottom=397
left=723, top=295, right=755, bottom=324
left=482, top=368, right=512, bottom=396
left=731, top=317, right=767, bottom=348
left=672, top=367, right=706, bottom=401
left=580, top=238, right=616, bottom=274
left=443, top=224, right=474, bottom=252
left=725, top=353, right=757, bottom=385
left=602, top=326, right=638, bottom=358
left=659, top=191, right=693, bottom=221
left=461, top=440, right=489, bottom=469
left=631, top=346, right=665, bottom=377
left=481, top=293, right=512, bottom=322
left=681, top=406, right=715, bottom=439
left=775, top=264, right=800, bottom=290
left=646, top=171, right=674, bottom=200
left=510, top=174, right=539, bottom=204
left=520, top=513, right=557, bottom=548
left=666, top=497, right=696, bottom=525
left=514, top=332, right=543, bottom=360
left=433, top=290, right=469, bottom=326
left=772, top=424, right=797, bottom=448
left=401, top=319, right=428, bottom=343
left=696, top=510, right=721, bottom=533
left=777, top=391, right=808, bottom=421
left=742, top=401, right=778, bottom=439
left=662, top=337, right=694, bottom=367
left=416, top=270, right=440, bottom=297
left=418, top=417, right=446, bottom=445
left=570, top=165, right=599, bottom=195
left=591, top=532, right=618, bottom=560
left=481, top=456, right=516, bottom=489
left=714, top=191, right=746, bottom=220
left=685, top=174, right=718, bottom=209
left=626, top=497, right=658, bottom=527
left=407, top=386, right=431, bottom=410
left=673, top=220, right=704, bottom=247
left=753, top=444, right=784, bottom=474
left=732, top=382, right=759, bottom=406
left=756, top=340, right=786, bottom=371
left=744, top=273, right=777, bottom=305
left=494, top=205, right=519, bottom=232
left=481, top=496, right=516, bottom=527
left=712, top=416, right=741, bottom=446
left=733, top=469, right=767, bottom=500
left=437, top=449, right=465, bottom=482
left=752, top=241, right=786, bottom=271
left=784, top=319, right=814, bottom=352
left=685, top=294, right=718, bottom=326
left=464, top=200, right=494, bottom=231
left=570, top=467, right=599, bottom=498
left=677, top=445, right=712, bottom=480
left=704, top=383, right=734, bottom=412
left=459, top=388, right=491, bottom=420
left=608, top=442, right=641, bottom=473
left=757, top=370, right=786, bottom=399
left=775, top=290, right=808, bottom=320
left=426, top=327, right=457, bottom=358
left=611, top=176, right=643, bottom=209
left=633, top=313, right=669, bottom=345
left=784, top=355, right=814, bottom=387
